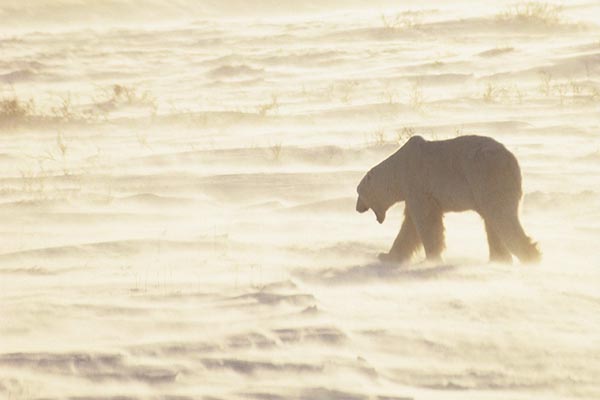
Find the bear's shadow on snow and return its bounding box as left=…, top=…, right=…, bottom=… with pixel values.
left=294, top=261, right=460, bottom=285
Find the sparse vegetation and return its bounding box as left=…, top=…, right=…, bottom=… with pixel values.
left=257, top=95, right=279, bottom=116
left=483, top=82, right=498, bottom=103
left=0, top=83, right=157, bottom=129
left=539, top=70, right=553, bottom=96
left=382, top=86, right=400, bottom=105
left=535, top=72, right=600, bottom=105
left=112, top=84, right=155, bottom=106
left=514, top=86, right=524, bottom=104
left=481, top=82, right=524, bottom=104
left=340, top=80, right=359, bottom=104
left=372, top=128, right=387, bottom=146
left=56, top=131, right=67, bottom=158
left=19, top=165, right=46, bottom=199
left=569, top=79, right=582, bottom=96
left=590, top=86, right=600, bottom=101
left=381, top=11, right=423, bottom=30
left=93, top=84, right=158, bottom=118
left=24, top=131, right=73, bottom=176
left=556, top=82, right=568, bottom=105
left=51, top=94, right=78, bottom=122
left=54, top=131, right=70, bottom=175
left=497, top=2, right=564, bottom=26
left=397, top=127, right=415, bottom=144
left=409, top=80, right=425, bottom=110
left=0, top=96, right=35, bottom=128
left=269, top=142, right=283, bottom=161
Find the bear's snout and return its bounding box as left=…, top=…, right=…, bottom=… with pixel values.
left=356, top=197, right=369, bottom=213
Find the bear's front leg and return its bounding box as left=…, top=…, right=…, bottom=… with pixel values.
left=378, top=210, right=422, bottom=264
left=407, top=196, right=445, bottom=263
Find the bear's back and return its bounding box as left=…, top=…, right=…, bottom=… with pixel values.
left=417, top=135, right=518, bottom=212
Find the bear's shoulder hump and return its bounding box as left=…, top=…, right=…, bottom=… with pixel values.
left=406, top=135, right=426, bottom=146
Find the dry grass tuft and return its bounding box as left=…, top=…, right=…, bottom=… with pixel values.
left=0, top=83, right=157, bottom=129
left=372, top=128, right=386, bottom=146
left=0, top=96, right=35, bottom=128
left=257, top=95, right=279, bottom=117
left=381, top=11, right=424, bottom=31
left=397, top=127, right=415, bottom=144
left=497, top=2, right=563, bottom=26
left=270, top=142, right=283, bottom=161
left=409, top=80, right=425, bottom=110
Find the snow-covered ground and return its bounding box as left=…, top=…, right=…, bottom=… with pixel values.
left=1, top=1, right=599, bottom=399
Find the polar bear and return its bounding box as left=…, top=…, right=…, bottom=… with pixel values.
left=356, top=135, right=540, bottom=264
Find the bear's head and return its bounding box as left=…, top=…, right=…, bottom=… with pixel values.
left=356, top=135, right=424, bottom=224
left=356, top=167, right=393, bottom=224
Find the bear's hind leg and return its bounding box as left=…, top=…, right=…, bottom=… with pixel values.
left=379, top=211, right=422, bottom=263
left=484, top=219, right=512, bottom=263
left=487, top=212, right=541, bottom=264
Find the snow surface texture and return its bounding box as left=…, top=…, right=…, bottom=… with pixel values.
left=1, top=1, right=599, bottom=399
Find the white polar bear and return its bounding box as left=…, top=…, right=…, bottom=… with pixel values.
left=356, top=135, right=541, bottom=264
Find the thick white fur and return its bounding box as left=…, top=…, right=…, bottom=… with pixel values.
left=356, top=135, right=541, bottom=264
